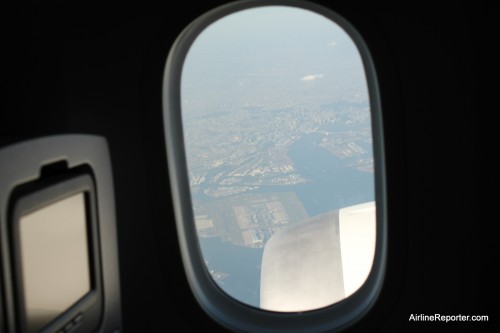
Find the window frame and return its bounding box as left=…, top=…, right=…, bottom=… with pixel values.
left=162, top=0, right=387, bottom=332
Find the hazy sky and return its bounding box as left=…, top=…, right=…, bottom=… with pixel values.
left=181, top=6, right=368, bottom=114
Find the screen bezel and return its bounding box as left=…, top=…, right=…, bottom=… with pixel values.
left=9, top=171, right=103, bottom=333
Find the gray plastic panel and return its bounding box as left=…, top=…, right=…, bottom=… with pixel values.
left=0, top=135, right=122, bottom=333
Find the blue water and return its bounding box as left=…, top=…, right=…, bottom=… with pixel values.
left=259, top=133, right=374, bottom=215
left=199, top=237, right=263, bottom=308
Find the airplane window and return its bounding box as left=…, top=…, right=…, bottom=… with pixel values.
left=164, top=1, right=386, bottom=331
left=180, top=6, right=376, bottom=311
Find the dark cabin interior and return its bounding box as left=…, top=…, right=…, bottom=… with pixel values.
left=1, top=1, right=487, bottom=332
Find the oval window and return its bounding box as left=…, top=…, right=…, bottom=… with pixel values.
left=164, top=1, right=386, bottom=330
left=180, top=5, right=376, bottom=312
